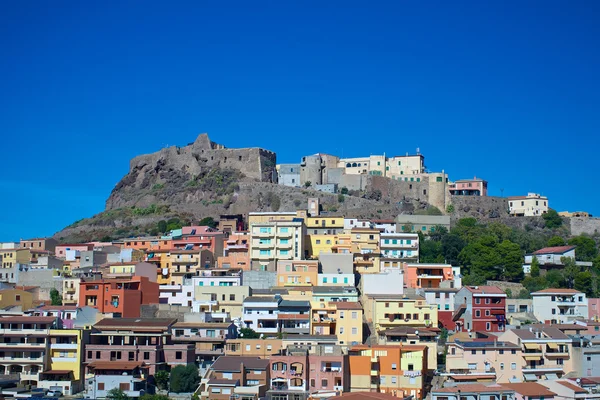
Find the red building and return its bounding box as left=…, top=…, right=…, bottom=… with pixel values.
left=452, top=286, right=506, bottom=332
left=79, top=276, right=159, bottom=318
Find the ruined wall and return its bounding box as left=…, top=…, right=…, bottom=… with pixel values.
left=570, top=217, right=600, bottom=236
left=450, top=195, right=510, bottom=219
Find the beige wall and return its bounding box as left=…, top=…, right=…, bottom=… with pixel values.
left=195, top=285, right=250, bottom=318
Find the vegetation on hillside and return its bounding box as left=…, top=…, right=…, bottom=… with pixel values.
left=419, top=217, right=600, bottom=296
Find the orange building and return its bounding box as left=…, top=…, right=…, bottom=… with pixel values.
left=348, top=344, right=427, bottom=399
left=118, top=236, right=173, bottom=251
left=403, top=263, right=455, bottom=289
left=218, top=232, right=250, bottom=270
left=276, top=260, right=319, bottom=286
left=79, top=276, right=159, bottom=318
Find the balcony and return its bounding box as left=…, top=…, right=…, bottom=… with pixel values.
left=0, top=342, right=46, bottom=348
left=0, top=355, right=45, bottom=362
left=522, top=366, right=563, bottom=374
left=172, top=268, right=193, bottom=275
left=313, top=317, right=336, bottom=324
left=50, top=343, right=78, bottom=350
left=171, top=334, right=225, bottom=342
left=281, top=327, right=310, bottom=334
left=65, top=287, right=76, bottom=294
left=0, top=328, right=50, bottom=335
left=172, top=259, right=198, bottom=265
left=277, top=230, right=293, bottom=238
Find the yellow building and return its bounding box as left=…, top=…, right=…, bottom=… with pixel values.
left=0, top=289, right=34, bottom=309
left=249, top=219, right=305, bottom=271
left=276, top=260, right=318, bottom=286
left=248, top=211, right=305, bottom=225
left=276, top=286, right=314, bottom=301
left=331, top=234, right=352, bottom=254
left=42, top=329, right=87, bottom=395
left=147, top=250, right=170, bottom=285
left=0, top=248, right=17, bottom=269
left=168, top=250, right=201, bottom=285
left=305, top=234, right=336, bottom=258
left=305, top=216, right=345, bottom=235
left=195, top=285, right=250, bottom=318
left=365, top=294, right=438, bottom=332
left=310, top=301, right=363, bottom=347
left=351, top=228, right=381, bottom=274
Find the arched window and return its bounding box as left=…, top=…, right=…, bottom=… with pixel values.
left=290, top=378, right=304, bottom=387
left=346, top=163, right=351, bottom=168
left=352, top=163, right=357, bottom=167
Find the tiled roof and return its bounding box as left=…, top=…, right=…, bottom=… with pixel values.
left=511, top=326, right=570, bottom=340
left=465, top=286, right=505, bottom=295
left=0, top=316, right=55, bottom=323
left=211, top=356, right=269, bottom=371
left=499, top=383, right=556, bottom=397
left=436, top=384, right=513, bottom=393
left=93, top=318, right=176, bottom=330
left=207, top=378, right=239, bottom=386
left=336, top=393, right=401, bottom=399
left=533, top=246, right=576, bottom=255
left=556, top=380, right=587, bottom=393
left=332, top=302, right=362, bottom=310
left=532, top=288, right=582, bottom=295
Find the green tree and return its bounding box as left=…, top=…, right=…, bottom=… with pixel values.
left=50, top=288, right=62, bottom=306
left=337, top=194, right=345, bottom=203
left=517, top=288, right=531, bottom=299
left=239, top=327, right=260, bottom=339
left=107, top=388, right=129, bottom=400
left=429, top=225, right=448, bottom=242
left=420, top=239, right=443, bottom=263
left=169, top=365, right=200, bottom=393
left=446, top=204, right=455, bottom=213
left=542, top=209, right=563, bottom=229
left=530, top=256, right=540, bottom=278
left=440, top=233, right=465, bottom=266
left=340, top=187, right=349, bottom=195
left=199, top=217, right=217, bottom=228
left=568, top=235, right=599, bottom=261
left=505, top=288, right=513, bottom=298
left=458, top=235, right=502, bottom=280
left=402, top=224, right=412, bottom=233
left=561, top=256, right=580, bottom=289
left=498, top=240, right=523, bottom=281
left=157, top=220, right=168, bottom=233
left=304, top=181, right=312, bottom=188
left=547, top=236, right=566, bottom=247
left=154, top=370, right=169, bottom=391
left=574, top=271, right=595, bottom=297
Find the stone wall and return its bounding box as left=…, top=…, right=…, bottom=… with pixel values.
left=570, top=217, right=600, bottom=236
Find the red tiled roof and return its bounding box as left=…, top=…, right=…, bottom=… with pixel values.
left=452, top=375, right=496, bottom=381
left=556, top=380, right=587, bottom=394
left=466, top=286, right=505, bottom=295
left=332, top=302, right=362, bottom=310
left=436, top=384, right=510, bottom=393
left=500, top=383, right=556, bottom=397
left=337, top=393, right=401, bottom=399
left=533, top=246, right=576, bottom=255
left=532, top=288, right=582, bottom=295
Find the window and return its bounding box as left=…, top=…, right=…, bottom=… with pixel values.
left=557, top=358, right=564, bottom=365
left=340, top=311, right=345, bottom=319
left=352, top=311, right=358, bottom=319
left=352, top=327, right=358, bottom=335
left=311, top=379, right=315, bottom=387
left=176, top=351, right=182, bottom=359
left=485, top=310, right=490, bottom=316
left=408, top=364, right=414, bottom=371
left=500, top=363, right=504, bottom=370
left=391, top=376, right=397, bottom=384
left=475, top=298, right=481, bottom=304
left=391, top=363, right=397, bottom=370
left=322, top=379, right=328, bottom=387
left=471, top=350, right=476, bottom=355
left=485, top=298, right=490, bottom=304
left=468, top=363, right=477, bottom=370
left=486, top=322, right=491, bottom=330
left=246, top=345, right=251, bottom=351
left=499, top=349, right=504, bottom=355
left=339, top=327, right=344, bottom=334
left=98, top=383, right=105, bottom=390
left=87, top=351, right=92, bottom=359
left=511, top=362, right=517, bottom=370
left=323, top=277, right=328, bottom=283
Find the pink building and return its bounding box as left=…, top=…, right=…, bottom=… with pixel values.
left=403, top=263, right=456, bottom=289
left=85, top=318, right=194, bottom=376
left=589, top=298, right=600, bottom=320
left=269, top=345, right=347, bottom=397
left=449, top=177, right=488, bottom=196
left=55, top=243, right=94, bottom=259
left=32, top=305, right=78, bottom=329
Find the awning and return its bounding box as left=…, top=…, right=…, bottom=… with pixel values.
left=449, top=359, right=469, bottom=370
left=545, top=373, right=559, bottom=380
left=524, top=355, right=542, bottom=361
left=524, top=374, right=538, bottom=382
left=547, top=342, right=559, bottom=350
left=524, top=343, right=540, bottom=350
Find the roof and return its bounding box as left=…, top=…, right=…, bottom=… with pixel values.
left=382, top=326, right=437, bottom=337
left=465, top=286, right=506, bottom=295
left=243, top=296, right=279, bottom=303
left=532, top=288, right=583, bottom=295
left=336, top=393, right=402, bottom=399
left=499, top=383, right=556, bottom=397
left=38, top=305, right=78, bottom=311
left=211, top=356, right=269, bottom=371
left=88, top=361, right=145, bottom=370
left=555, top=380, right=587, bottom=394
left=435, top=384, right=514, bottom=394
left=279, top=300, right=310, bottom=308
left=533, top=246, right=576, bottom=255
left=0, top=316, right=55, bottom=324
left=173, top=322, right=233, bottom=329
left=422, top=287, right=459, bottom=293
left=93, top=318, right=176, bottom=330
left=207, top=378, right=239, bottom=386
left=511, top=326, right=570, bottom=340
left=312, top=286, right=357, bottom=294
left=41, top=370, right=72, bottom=375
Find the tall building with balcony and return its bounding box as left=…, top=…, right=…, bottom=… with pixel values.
left=499, top=326, right=574, bottom=382
left=378, top=327, right=439, bottom=371
left=0, top=316, right=56, bottom=386
left=249, top=218, right=305, bottom=271
left=278, top=300, right=311, bottom=335
left=380, top=233, right=419, bottom=261
left=78, top=276, right=159, bottom=318
left=243, top=296, right=282, bottom=337
left=199, top=355, right=270, bottom=400
left=404, top=263, right=460, bottom=289
left=218, top=232, right=250, bottom=270
left=40, top=328, right=86, bottom=395
left=310, top=302, right=363, bottom=347
left=348, top=344, right=428, bottom=399
left=365, top=295, right=438, bottom=332
left=268, top=345, right=347, bottom=399
left=531, top=289, right=588, bottom=324
left=62, top=278, right=80, bottom=305
left=171, top=321, right=238, bottom=367
left=350, top=228, right=381, bottom=274
left=85, top=318, right=194, bottom=376
left=453, top=286, right=507, bottom=333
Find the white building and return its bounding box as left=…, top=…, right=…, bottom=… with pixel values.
left=532, top=288, right=588, bottom=324
left=249, top=219, right=305, bottom=271
left=343, top=218, right=373, bottom=231
left=421, top=287, right=458, bottom=313
left=523, top=246, right=583, bottom=274
left=360, top=268, right=404, bottom=297
left=508, top=193, right=549, bottom=216
left=242, top=296, right=281, bottom=335
left=380, top=232, right=419, bottom=260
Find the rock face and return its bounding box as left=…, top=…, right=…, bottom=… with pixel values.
left=106, top=133, right=277, bottom=209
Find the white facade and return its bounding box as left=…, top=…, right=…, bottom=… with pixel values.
left=508, top=193, right=549, bottom=216
left=360, top=269, right=404, bottom=297
left=374, top=222, right=397, bottom=233
left=242, top=297, right=281, bottom=335
left=318, top=273, right=355, bottom=287
left=422, top=289, right=457, bottom=312
left=532, top=289, right=588, bottom=324
left=249, top=220, right=305, bottom=270
left=191, top=274, right=241, bottom=287
left=343, top=218, right=372, bottom=231
left=380, top=232, right=419, bottom=260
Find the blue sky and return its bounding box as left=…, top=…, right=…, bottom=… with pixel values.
left=1, top=1, right=599, bottom=241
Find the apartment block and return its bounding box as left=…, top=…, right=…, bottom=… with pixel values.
left=350, top=227, right=381, bottom=274
left=276, top=260, right=318, bottom=287
left=348, top=344, right=428, bottom=399
left=380, top=233, right=419, bottom=261
left=306, top=216, right=345, bottom=235
left=508, top=193, right=549, bottom=216
left=171, top=321, right=238, bottom=366
left=531, top=289, right=588, bottom=324
left=421, top=287, right=458, bottom=329
left=225, top=338, right=283, bottom=357
left=40, top=328, right=86, bottom=394
left=20, top=237, right=59, bottom=252
left=219, top=232, right=250, bottom=270
left=199, top=356, right=270, bottom=400
left=453, top=286, right=507, bottom=333
left=379, top=327, right=438, bottom=370
left=310, top=301, right=363, bottom=346
left=79, top=276, right=159, bottom=318
left=448, top=177, right=488, bottom=196
left=62, top=277, right=80, bottom=305
left=365, top=294, right=438, bottom=332
left=249, top=219, right=305, bottom=271
left=404, top=263, right=460, bottom=289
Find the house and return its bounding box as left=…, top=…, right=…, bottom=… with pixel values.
left=508, top=193, right=548, bottom=216
left=449, top=177, right=488, bottom=196
left=267, top=345, right=347, bottom=399
left=500, top=382, right=557, bottom=400
left=350, top=227, right=381, bottom=274
left=395, top=215, right=451, bottom=235
left=276, top=260, right=319, bottom=287
left=20, top=237, right=59, bottom=253
left=403, top=263, right=459, bottom=289
left=531, top=289, right=588, bottom=324
left=378, top=326, right=439, bottom=370
left=0, top=288, right=35, bottom=309
left=360, top=269, right=404, bottom=300
left=32, top=305, right=78, bottom=328
left=445, top=339, right=521, bottom=384
left=85, top=318, right=194, bottom=376
left=523, top=246, right=580, bottom=274
left=539, top=380, right=591, bottom=399
left=310, top=301, right=362, bottom=346
left=39, top=328, right=87, bottom=395
left=379, top=233, right=419, bottom=261
left=317, top=253, right=355, bottom=287
left=218, top=232, right=250, bottom=270
left=348, top=344, right=428, bottom=399
left=85, top=362, right=149, bottom=399
left=62, top=277, right=80, bottom=305
left=277, top=164, right=301, bottom=187
left=171, top=321, right=238, bottom=368
left=242, top=296, right=282, bottom=336
left=78, top=276, right=159, bottom=318
left=421, top=287, right=459, bottom=329
left=218, top=214, right=246, bottom=234
left=305, top=216, right=345, bottom=236
left=453, top=286, right=507, bottom=333
left=364, top=294, right=438, bottom=332
left=225, top=338, right=283, bottom=357
left=499, top=326, right=575, bottom=382
left=199, top=356, right=270, bottom=400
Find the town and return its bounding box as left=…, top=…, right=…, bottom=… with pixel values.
left=1, top=137, right=600, bottom=400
